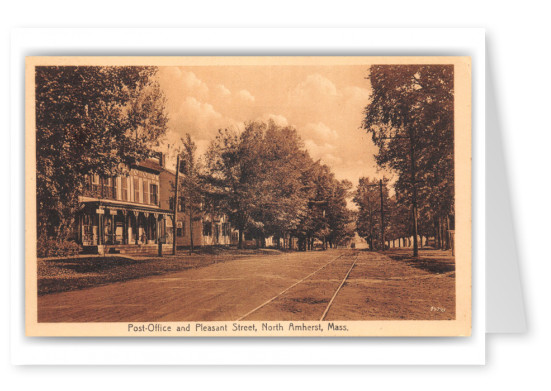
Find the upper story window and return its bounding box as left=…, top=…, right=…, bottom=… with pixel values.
left=91, top=175, right=100, bottom=196
left=143, top=180, right=150, bottom=204
left=102, top=177, right=117, bottom=200
left=150, top=183, right=158, bottom=205
left=121, top=177, right=128, bottom=201
left=83, top=174, right=105, bottom=199
left=82, top=169, right=159, bottom=205
left=133, top=177, right=140, bottom=203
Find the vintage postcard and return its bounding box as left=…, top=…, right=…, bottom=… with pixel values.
left=25, top=56, right=471, bottom=337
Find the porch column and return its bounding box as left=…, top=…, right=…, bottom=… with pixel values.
left=135, top=213, right=140, bottom=244
left=122, top=211, right=127, bottom=245
left=97, top=208, right=104, bottom=245
left=154, top=213, right=159, bottom=243
left=144, top=212, right=150, bottom=243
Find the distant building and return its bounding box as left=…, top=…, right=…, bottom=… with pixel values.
left=159, top=168, right=234, bottom=248
left=76, top=155, right=173, bottom=255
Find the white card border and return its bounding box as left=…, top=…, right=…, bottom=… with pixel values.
left=10, top=27, right=485, bottom=365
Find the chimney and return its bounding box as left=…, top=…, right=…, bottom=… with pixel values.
left=159, top=152, right=165, bottom=168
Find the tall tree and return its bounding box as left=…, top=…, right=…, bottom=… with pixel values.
left=35, top=66, right=168, bottom=244
left=353, top=177, right=391, bottom=250
left=205, top=120, right=353, bottom=250
left=205, top=125, right=264, bottom=249
left=178, top=133, right=205, bottom=254
left=253, top=122, right=311, bottom=246
left=362, top=65, right=454, bottom=256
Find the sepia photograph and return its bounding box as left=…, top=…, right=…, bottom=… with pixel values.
left=25, top=56, right=471, bottom=336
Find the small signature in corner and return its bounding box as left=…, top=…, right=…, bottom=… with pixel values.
left=430, top=306, right=446, bottom=312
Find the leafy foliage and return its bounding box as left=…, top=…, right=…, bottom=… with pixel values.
left=205, top=120, right=353, bottom=249
left=177, top=133, right=206, bottom=252
left=36, top=66, right=168, bottom=247
left=361, top=65, right=455, bottom=250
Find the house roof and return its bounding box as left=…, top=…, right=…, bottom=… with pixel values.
left=133, top=158, right=164, bottom=174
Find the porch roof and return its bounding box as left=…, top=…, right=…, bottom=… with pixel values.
left=80, top=199, right=173, bottom=216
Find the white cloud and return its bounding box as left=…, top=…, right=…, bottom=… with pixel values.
left=301, top=122, right=338, bottom=142
left=256, top=113, right=289, bottom=127
left=158, top=68, right=209, bottom=101
left=166, top=96, right=229, bottom=141
left=238, top=89, right=255, bottom=103
left=289, top=74, right=339, bottom=104
left=214, top=84, right=231, bottom=97
left=178, top=69, right=209, bottom=97
left=343, top=86, right=371, bottom=103
left=304, top=139, right=340, bottom=163
left=195, top=139, right=211, bottom=157
left=321, top=153, right=344, bottom=166
left=181, top=96, right=222, bottom=123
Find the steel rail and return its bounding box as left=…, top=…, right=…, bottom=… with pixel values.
left=319, top=253, right=359, bottom=321
left=236, top=253, right=345, bottom=321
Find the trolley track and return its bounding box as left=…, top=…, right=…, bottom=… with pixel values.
left=237, top=250, right=359, bottom=321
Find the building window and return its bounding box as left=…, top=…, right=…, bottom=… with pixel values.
left=82, top=214, right=94, bottom=245
left=121, top=177, right=128, bottom=201
left=84, top=175, right=92, bottom=193
left=143, top=180, right=149, bottom=204
left=203, top=222, right=212, bottom=237
left=150, top=183, right=158, bottom=205
left=133, top=177, right=140, bottom=203
left=112, top=177, right=117, bottom=199
left=222, top=223, right=231, bottom=237
left=103, top=177, right=116, bottom=199
left=91, top=175, right=100, bottom=196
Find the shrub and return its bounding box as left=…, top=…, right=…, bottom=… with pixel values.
left=37, top=236, right=82, bottom=258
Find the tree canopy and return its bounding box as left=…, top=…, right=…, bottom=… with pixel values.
left=204, top=120, right=353, bottom=249
left=361, top=65, right=455, bottom=254
left=36, top=66, right=168, bottom=243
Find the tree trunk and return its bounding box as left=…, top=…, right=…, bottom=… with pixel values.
left=442, top=220, right=446, bottom=250
left=189, top=208, right=194, bottom=255
left=445, top=215, right=450, bottom=250
left=238, top=228, right=243, bottom=249
left=408, top=126, right=419, bottom=257
left=172, top=155, right=180, bottom=255
left=438, top=218, right=441, bottom=249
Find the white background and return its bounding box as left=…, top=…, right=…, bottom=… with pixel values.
left=10, top=27, right=486, bottom=364
left=2, top=0, right=548, bottom=389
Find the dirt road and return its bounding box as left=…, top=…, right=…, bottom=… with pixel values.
left=37, top=249, right=455, bottom=322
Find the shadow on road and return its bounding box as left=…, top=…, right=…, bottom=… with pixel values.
left=383, top=248, right=455, bottom=275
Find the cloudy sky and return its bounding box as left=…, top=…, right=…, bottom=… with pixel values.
left=156, top=64, right=387, bottom=186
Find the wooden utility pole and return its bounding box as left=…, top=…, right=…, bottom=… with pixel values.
left=189, top=206, right=194, bottom=255
left=379, top=179, right=385, bottom=251
left=172, top=154, right=180, bottom=256
left=408, top=125, right=419, bottom=258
